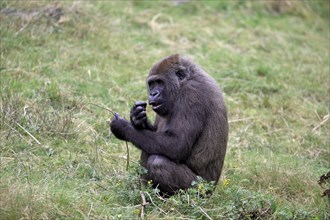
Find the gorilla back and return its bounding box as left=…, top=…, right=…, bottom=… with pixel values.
left=110, top=54, right=228, bottom=195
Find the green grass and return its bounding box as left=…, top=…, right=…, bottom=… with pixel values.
left=1, top=1, right=329, bottom=219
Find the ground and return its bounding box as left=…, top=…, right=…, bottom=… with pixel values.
left=0, top=1, right=329, bottom=219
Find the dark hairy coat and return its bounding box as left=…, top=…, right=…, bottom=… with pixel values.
left=110, top=54, right=228, bottom=195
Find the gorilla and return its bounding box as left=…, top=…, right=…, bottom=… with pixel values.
left=110, top=54, right=228, bottom=195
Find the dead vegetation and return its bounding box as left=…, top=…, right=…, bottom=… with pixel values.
left=0, top=1, right=329, bottom=219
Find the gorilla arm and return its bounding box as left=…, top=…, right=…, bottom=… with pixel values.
left=110, top=111, right=203, bottom=162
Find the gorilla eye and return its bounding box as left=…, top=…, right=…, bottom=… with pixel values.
left=175, top=70, right=185, bottom=80
left=149, top=79, right=164, bottom=88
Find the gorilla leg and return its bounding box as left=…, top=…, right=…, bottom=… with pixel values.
left=147, top=155, right=197, bottom=194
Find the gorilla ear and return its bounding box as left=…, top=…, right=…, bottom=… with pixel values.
left=175, top=70, right=186, bottom=81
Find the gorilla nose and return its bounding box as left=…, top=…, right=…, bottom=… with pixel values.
left=150, top=91, right=160, bottom=98
left=149, top=91, right=160, bottom=103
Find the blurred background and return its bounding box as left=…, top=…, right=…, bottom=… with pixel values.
left=1, top=1, right=329, bottom=219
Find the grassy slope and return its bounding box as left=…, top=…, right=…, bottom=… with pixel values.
left=0, top=1, right=329, bottom=219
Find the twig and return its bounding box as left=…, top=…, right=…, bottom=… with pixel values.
left=145, top=192, right=167, bottom=215
left=260, top=207, right=271, bottom=217
left=89, top=103, right=115, bottom=115
left=15, top=21, right=31, bottom=36
left=191, top=200, right=213, bottom=220
left=140, top=191, right=147, bottom=220
left=95, top=183, right=108, bottom=191
left=126, top=141, right=130, bottom=171
left=198, top=206, right=213, bottom=220
left=153, top=190, right=167, bottom=202
left=87, top=202, right=93, bottom=218
left=229, top=116, right=257, bottom=123
left=15, top=12, right=43, bottom=36
left=15, top=122, right=41, bottom=145
left=4, top=122, right=32, bottom=146
left=312, top=114, right=329, bottom=132
left=89, top=103, right=130, bottom=171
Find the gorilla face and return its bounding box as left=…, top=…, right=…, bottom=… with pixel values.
left=147, top=66, right=187, bottom=116
left=148, top=78, right=165, bottom=113
left=146, top=54, right=192, bottom=117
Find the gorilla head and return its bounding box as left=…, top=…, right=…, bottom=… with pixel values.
left=147, top=54, right=184, bottom=116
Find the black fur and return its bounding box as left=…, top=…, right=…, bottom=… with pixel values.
left=110, top=54, right=228, bottom=195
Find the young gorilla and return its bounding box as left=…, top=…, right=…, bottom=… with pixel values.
left=110, top=54, right=228, bottom=195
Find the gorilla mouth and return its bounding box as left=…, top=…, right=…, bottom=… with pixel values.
left=150, top=102, right=163, bottom=111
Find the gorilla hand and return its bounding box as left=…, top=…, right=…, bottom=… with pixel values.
left=110, top=113, right=131, bottom=141
left=130, top=101, right=148, bottom=129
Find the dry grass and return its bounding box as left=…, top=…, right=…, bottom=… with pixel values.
left=1, top=1, right=329, bottom=219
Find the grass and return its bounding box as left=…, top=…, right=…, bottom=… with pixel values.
left=0, top=1, right=329, bottom=219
